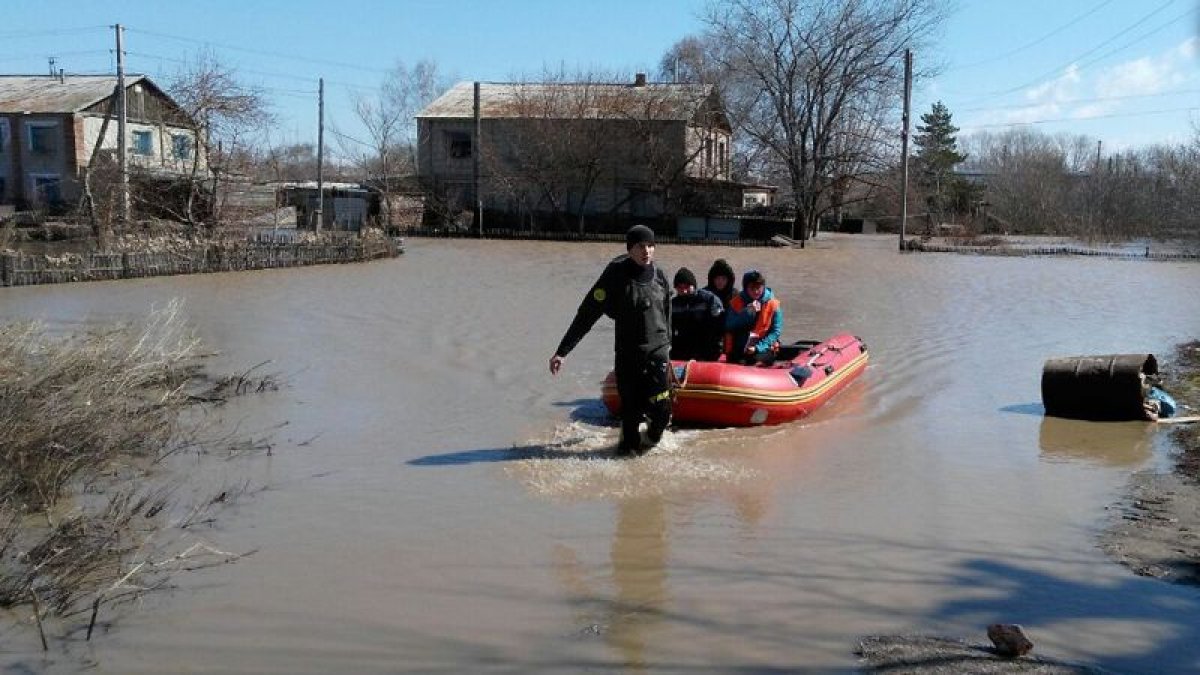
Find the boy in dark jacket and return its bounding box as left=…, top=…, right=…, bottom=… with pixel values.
left=670, top=267, right=725, bottom=361
left=704, top=258, right=737, bottom=309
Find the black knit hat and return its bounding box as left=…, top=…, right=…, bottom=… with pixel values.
left=625, top=224, right=655, bottom=249
left=743, top=269, right=765, bottom=287
left=707, top=258, right=735, bottom=286
left=673, top=267, right=697, bottom=288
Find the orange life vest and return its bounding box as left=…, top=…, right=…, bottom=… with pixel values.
left=724, top=294, right=781, bottom=356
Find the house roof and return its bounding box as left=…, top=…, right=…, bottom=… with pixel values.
left=0, top=74, right=149, bottom=113
left=418, top=81, right=720, bottom=123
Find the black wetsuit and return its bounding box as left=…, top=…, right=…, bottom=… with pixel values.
left=554, top=254, right=672, bottom=454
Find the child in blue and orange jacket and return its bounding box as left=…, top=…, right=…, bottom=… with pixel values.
left=724, top=269, right=783, bottom=365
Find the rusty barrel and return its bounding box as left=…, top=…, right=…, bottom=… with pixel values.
left=1041, top=353, right=1157, bottom=421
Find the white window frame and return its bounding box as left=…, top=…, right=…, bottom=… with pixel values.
left=131, top=129, right=154, bottom=156
left=26, top=120, right=59, bottom=156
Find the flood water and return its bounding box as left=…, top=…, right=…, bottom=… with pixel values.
left=2, top=234, right=1199, bottom=672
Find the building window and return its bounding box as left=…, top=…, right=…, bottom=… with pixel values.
left=0, top=119, right=8, bottom=154
left=31, top=174, right=62, bottom=204
left=132, top=130, right=153, bottom=156
left=172, top=134, right=192, bottom=160
left=447, top=131, right=471, bottom=159
left=28, top=122, right=58, bottom=156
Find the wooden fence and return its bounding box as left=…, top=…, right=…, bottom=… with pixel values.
left=0, top=239, right=400, bottom=287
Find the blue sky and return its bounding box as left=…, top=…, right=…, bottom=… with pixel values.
left=4, top=0, right=1197, bottom=161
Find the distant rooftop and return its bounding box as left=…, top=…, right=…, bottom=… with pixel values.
left=418, top=80, right=717, bottom=121
left=0, top=74, right=149, bottom=114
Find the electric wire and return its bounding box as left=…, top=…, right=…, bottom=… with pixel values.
left=124, top=26, right=392, bottom=76
left=949, top=0, right=1115, bottom=71
left=0, top=25, right=109, bottom=40
left=958, top=104, right=1199, bottom=131
left=957, top=88, right=1200, bottom=113
left=957, top=0, right=1179, bottom=101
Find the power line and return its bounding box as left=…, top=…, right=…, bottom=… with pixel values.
left=958, top=0, right=1178, bottom=101
left=957, top=88, right=1200, bottom=113
left=949, top=0, right=1115, bottom=71
left=325, top=126, right=374, bottom=149
left=1074, top=4, right=1198, bottom=71
left=125, top=49, right=310, bottom=84
left=0, top=49, right=109, bottom=64
left=0, top=25, right=108, bottom=40
left=959, top=104, right=1199, bottom=131
left=125, top=26, right=393, bottom=76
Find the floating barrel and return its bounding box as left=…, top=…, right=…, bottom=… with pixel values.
left=1041, top=354, right=1157, bottom=421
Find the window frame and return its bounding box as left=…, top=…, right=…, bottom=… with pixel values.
left=446, top=131, right=472, bottom=159
left=26, top=120, right=59, bottom=156
left=131, top=129, right=154, bottom=156
left=171, top=133, right=192, bottom=160
left=29, top=173, right=63, bottom=204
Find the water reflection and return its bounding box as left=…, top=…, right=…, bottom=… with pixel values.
left=608, top=497, right=668, bottom=671
left=553, top=497, right=668, bottom=672
left=1038, top=417, right=1152, bottom=467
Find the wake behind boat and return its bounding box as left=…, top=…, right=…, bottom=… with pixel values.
left=601, top=333, right=868, bottom=427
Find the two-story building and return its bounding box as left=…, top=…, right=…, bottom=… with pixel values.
left=0, top=74, right=204, bottom=210
left=416, top=74, right=736, bottom=230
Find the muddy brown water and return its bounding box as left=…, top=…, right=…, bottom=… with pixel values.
left=2, top=234, right=1199, bottom=672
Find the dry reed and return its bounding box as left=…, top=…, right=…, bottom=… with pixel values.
left=0, top=300, right=266, bottom=646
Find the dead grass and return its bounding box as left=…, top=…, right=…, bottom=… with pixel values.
left=1166, top=340, right=1200, bottom=479
left=0, top=301, right=269, bottom=647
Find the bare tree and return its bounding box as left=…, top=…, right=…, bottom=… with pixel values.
left=347, top=59, right=447, bottom=229
left=167, top=50, right=273, bottom=230
left=700, top=0, right=947, bottom=244
left=261, top=142, right=319, bottom=182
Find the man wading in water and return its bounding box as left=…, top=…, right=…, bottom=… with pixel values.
left=549, top=224, right=672, bottom=457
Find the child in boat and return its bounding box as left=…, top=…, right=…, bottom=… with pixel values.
left=670, top=267, right=725, bottom=361
left=724, top=269, right=783, bottom=365
left=703, top=258, right=737, bottom=309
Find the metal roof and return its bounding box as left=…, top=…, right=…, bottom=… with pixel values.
left=0, top=75, right=148, bottom=114
left=418, top=81, right=718, bottom=121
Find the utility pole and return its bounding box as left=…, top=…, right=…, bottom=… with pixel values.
left=899, top=49, right=912, bottom=252
left=316, top=77, right=324, bottom=233
left=115, top=24, right=130, bottom=224
left=473, top=81, right=483, bottom=238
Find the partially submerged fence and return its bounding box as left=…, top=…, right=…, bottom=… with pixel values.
left=400, top=227, right=781, bottom=247
left=1, top=239, right=400, bottom=287
left=904, top=239, right=1200, bottom=261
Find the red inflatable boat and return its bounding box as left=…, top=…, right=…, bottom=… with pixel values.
left=602, top=333, right=868, bottom=427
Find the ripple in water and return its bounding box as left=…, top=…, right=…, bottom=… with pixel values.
left=505, top=421, right=758, bottom=500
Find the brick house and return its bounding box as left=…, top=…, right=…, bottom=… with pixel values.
left=416, top=74, right=736, bottom=230
left=0, top=74, right=204, bottom=210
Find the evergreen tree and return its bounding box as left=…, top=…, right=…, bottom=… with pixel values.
left=914, top=101, right=968, bottom=219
